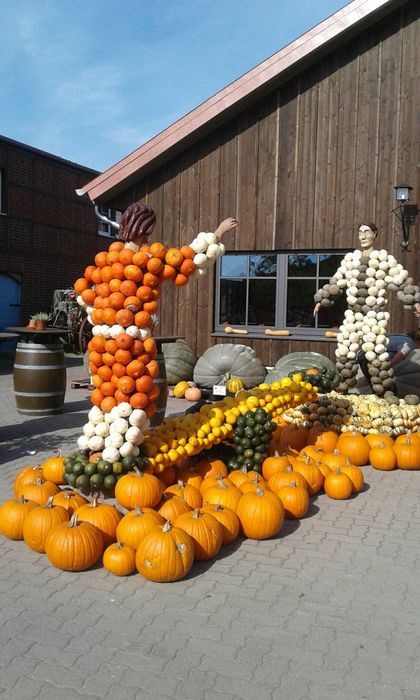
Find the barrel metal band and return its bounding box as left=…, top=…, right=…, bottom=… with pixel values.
left=15, top=391, right=65, bottom=397
left=14, top=364, right=65, bottom=370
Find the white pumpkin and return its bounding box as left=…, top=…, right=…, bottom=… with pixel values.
left=125, top=426, right=144, bottom=445
left=108, top=432, right=124, bottom=449
left=365, top=351, right=376, bottom=362
left=129, top=409, right=148, bottom=427
left=86, top=305, right=94, bottom=315
left=193, top=253, right=208, bottom=268
left=126, top=325, right=140, bottom=338
left=206, top=243, right=220, bottom=259
left=138, top=327, right=151, bottom=340
left=83, top=421, right=96, bottom=437
left=77, top=435, right=90, bottom=450
left=88, top=406, right=104, bottom=424
left=88, top=435, right=105, bottom=452
left=119, top=442, right=136, bottom=458
left=94, top=421, right=109, bottom=438
left=110, top=417, right=129, bottom=434
left=117, top=402, right=132, bottom=418
left=110, top=405, right=121, bottom=421
left=77, top=294, right=86, bottom=308
left=190, top=238, right=207, bottom=254
left=110, top=324, right=125, bottom=339
left=205, top=232, right=218, bottom=245
left=102, top=446, right=120, bottom=463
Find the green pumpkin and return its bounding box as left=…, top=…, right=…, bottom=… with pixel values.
left=162, top=340, right=197, bottom=385
left=193, top=344, right=266, bottom=389
left=266, top=351, right=336, bottom=384
left=404, top=394, right=419, bottom=405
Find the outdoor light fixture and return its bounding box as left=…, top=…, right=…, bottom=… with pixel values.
left=392, top=184, right=419, bottom=251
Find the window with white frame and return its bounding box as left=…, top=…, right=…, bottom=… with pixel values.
left=215, top=251, right=350, bottom=337
left=97, top=207, right=122, bottom=238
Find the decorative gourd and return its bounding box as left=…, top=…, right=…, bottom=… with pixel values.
left=404, top=394, right=419, bottom=405
left=0, top=496, right=38, bottom=540
left=268, top=465, right=308, bottom=492
left=157, top=494, right=192, bottom=521
left=45, top=514, right=103, bottom=571
left=162, top=339, right=197, bottom=385
left=174, top=508, right=223, bottom=560
left=14, top=465, right=44, bottom=497
left=116, top=506, right=165, bottom=549
left=369, top=443, right=396, bottom=471
left=52, top=489, right=88, bottom=513
left=236, top=487, right=284, bottom=540
left=323, top=468, right=353, bottom=500
left=393, top=438, right=420, bottom=470
left=201, top=504, right=240, bottom=545
left=136, top=520, right=195, bottom=582
left=40, top=452, right=66, bottom=485
left=103, top=541, right=136, bottom=576
left=173, top=381, right=190, bottom=398
left=193, top=344, right=266, bottom=389
left=164, top=481, right=202, bottom=509
left=23, top=496, right=69, bottom=553
left=202, top=476, right=242, bottom=512
left=115, top=468, right=163, bottom=510
left=262, top=453, right=292, bottom=481
left=276, top=482, right=309, bottom=519
left=225, top=376, right=244, bottom=393
left=336, top=432, right=370, bottom=466
left=75, top=496, right=122, bottom=547
left=20, top=477, right=60, bottom=505
left=265, top=351, right=336, bottom=384
left=184, top=387, right=202, bottom=402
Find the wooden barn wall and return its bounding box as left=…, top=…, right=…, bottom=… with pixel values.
left=106, top=3, right=419, bottom=367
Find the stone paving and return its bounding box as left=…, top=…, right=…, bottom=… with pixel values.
left=1, top=352, right=420, bottom=700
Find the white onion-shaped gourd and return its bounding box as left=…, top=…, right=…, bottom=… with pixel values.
left=117, top=402, right=132, bottom=418
left=362, top=342, right=375, bottom=353
left=349, top=332, right=359, bottom=342
left=138, top=327, right=151, bottom=340
left=77, top=295, right=86, bottom=308
left=344, top=310, right=355, bottom=319
left=87, top=315, right=93, bottom=325
left=375, top=270, right=386, bottom=280
left=355, top=321, right=363, bottom=330
left=376, top=335, right=387, bottom=346
left=366, top=297, right=377, bottom=306
left=370, top=250, right=380, bottom=259
left=205, top=232, right=218, bottom=245
left=354, top=312, right=364, bottom=322
left=92, top=325, right=103, bottom=337
left=349, top=285, right=358, bottom=295
left=378, top=261, right=389, bottom=271
left=77, top=435, right=90, bottom=450
left=110, top=418, right=129, bottom=435
left=338, top=346, right=348, bottom=357
left=86, top=306, right=94, bottom=315
left=104, top=412, right=114, bottom=425
left=365, top=351, right=376, bottom=362
left=193, top=253, right=208, bottom=268
left=94, top=421, right=109, bottom=438
left=129, top=409, right=148, bottom=427
left=376, top=297, right=385, bottom=306
left=368, top=286, right=378, bottom=296
left=369, top=260, right=379, bottom=270
left=349, top=343, right=359, bottom=353
left=119, top=442, right=137, bottom=458
left=347, top=352, right=356, bottom=360
left=341, top=329, right=350, bottom=339
left=88, top=406, right=104, bottom=425
left=110, top=324, right=125, bottom=339
left=378, top=352, right=390, bottom=362
left=206, top=243, right=220, bottom=259
left=190, top=238, right=208, bottom=254
left=376, top=279, right=385, bottom=289
left=375, top=344, right=386, bottom=354
left=365, top=332, right=377, bottom=343
left=342, top=338, right=351, bottom=347
left=126, top=325, right=140, bottom=338
left=347, top=295, right=357, bottom=305
left=83, top=422, right=96, bottom=437
left=378, top=320, right=387, bottom=329
left=362, top=325, right=371, bottom=335
left=217, top=243, right=225, bottom=256
left=125, top=427, right=144, bottom=445
left=337, top=279, right=347, bottom=288
left=102, top=446, right=120, bottom=463
left=88, top=435, right=105, bottom=452
left=108, top=433, right=124, bottom=450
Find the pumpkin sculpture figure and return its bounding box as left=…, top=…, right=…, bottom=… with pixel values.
left=74, top=202, right=237, bottom=462
left=314, top=223, right=420, bottom=396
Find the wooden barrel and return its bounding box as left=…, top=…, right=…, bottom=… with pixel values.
left=149, top=340, right=168, bottom=427
left=13, top=341, right=66, bottom=415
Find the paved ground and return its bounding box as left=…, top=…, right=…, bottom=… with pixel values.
left=1, top=351, right=420, bottom=700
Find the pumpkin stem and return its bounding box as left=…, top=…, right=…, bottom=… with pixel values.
left=69, top=514, right=79, bottom=527
left=255, top=486, right=265, bottom=496
left=289, top=481, right=297, bottom=488
left=285, top=465, right=293, bottom=473
left=90, top=495, right=99, bottom=507
left=44, top=496, right=55, bottom=508
left=163, top=520, right=172, bottom=533
left=192, top=509, right=202, bottom=519
left=34, top=477, right=44, bottom=486
left=116, top=540, right=124, bottom=549
left=17, top=495, right=26, bottom=504
left=177, top=480, right=186, bottom=489
left=213, top=504, right=223, bottom=511
left=134, top=467, right=144, bottom=478
left=135, top=505, right=144, bottom=516
left=216, top=476, right=228, bottom=489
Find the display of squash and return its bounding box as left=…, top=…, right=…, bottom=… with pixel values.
left=266, top=352, right=336, bottom=385
left=162, top=339, right=197, bottom=385
left=193, top=344, right=266, bottom=389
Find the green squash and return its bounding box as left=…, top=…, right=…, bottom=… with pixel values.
left=162, top=339, right=197, bottom=385
left=193, top=344, right=266, bottom=389
left=266, top=351, right=336, bottom=385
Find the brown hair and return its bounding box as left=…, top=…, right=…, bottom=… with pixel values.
left=119, top=201, right=156, bottom=241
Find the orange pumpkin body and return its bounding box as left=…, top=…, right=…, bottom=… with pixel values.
left=136, top=521, right=194, bottom=582
left=174, top=509, right=223, bottom=560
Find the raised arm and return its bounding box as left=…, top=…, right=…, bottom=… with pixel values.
left=313, top=256, right=348, bottom=315
left=188, top=218, right=238, bottom=279
left=385, top=254, right=420, bottom=316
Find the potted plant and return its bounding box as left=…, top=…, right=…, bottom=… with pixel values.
left=29, top=312, right=50, bottom=330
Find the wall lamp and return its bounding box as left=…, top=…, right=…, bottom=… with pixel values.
left=392, top=184, right=419, bottom=251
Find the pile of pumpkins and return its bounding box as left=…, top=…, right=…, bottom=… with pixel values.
left=1, top=426, right=419, bottom=584
left=172, top=375, right=245, bottom=402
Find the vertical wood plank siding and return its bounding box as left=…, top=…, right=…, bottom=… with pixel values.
left=107, top=5, right=419, bottom=366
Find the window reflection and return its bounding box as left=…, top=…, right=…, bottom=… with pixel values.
left=287, top=279, right=316, bottom=327
left=219, top=279, right=246, bottom=325
left=220, top=255, right=247, bottom=278
left=319, top=254, right=342, bottom=277
left=249, top=254, right=277, bottom=277
left=248, top=279, right=276, bottom=326
left=288, top=254, right=317, bottom=277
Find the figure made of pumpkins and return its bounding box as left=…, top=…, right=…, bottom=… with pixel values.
left=73, top=201, right=238, bottom=462
left=314, top=222, right=420, bottom=396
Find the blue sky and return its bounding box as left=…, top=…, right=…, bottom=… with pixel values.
left=0, top=0, right=347, bottom=173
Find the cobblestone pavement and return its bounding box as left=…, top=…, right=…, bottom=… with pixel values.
left=1, top=352, right=420, bottom=700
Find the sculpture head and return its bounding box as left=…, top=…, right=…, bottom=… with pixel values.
left=119, top=201, right=156, bottom=244
left=358, top=222, right=378, bottom=250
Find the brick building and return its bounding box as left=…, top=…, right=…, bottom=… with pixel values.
left=0, top=135, right=103, bottom=330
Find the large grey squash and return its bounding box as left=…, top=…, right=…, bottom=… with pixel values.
left=162, top=339, right=197, bottom=385
left=193, top=344, right=266, bottom=389
left=265, top=351, right=336, bottom=384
